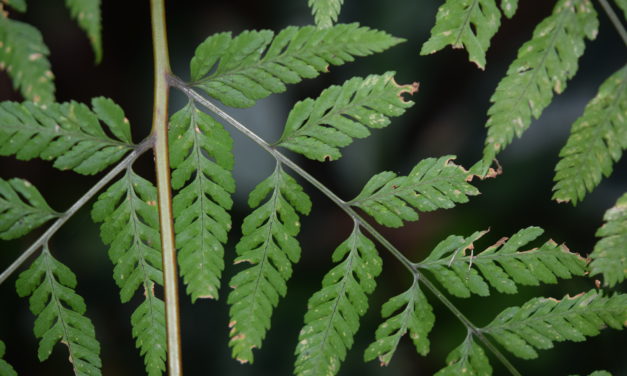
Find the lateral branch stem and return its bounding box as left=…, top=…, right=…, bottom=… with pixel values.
left=169, top=75, right=522, bottom=376
left=0, top=137, right=154, bottom=286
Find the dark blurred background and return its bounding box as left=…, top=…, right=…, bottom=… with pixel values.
left=1, top=0, right=625, bottom=375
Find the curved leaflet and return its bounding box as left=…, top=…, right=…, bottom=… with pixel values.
left=418, top=227, right=587, bottom=298
left=170, top=103, right=235, bottom=301
left=553, top=65, right=627, bottom=204
left=0, top=97, right=134, bottom=175
left=364, top=276, right=435, bottom=366
left=295, top=224, right=381, bottom=376
left=189, top=23, right=404, bottom=107
left=228, top=163, right=311, bottom=363
left=275, top=72, right=417, bottom=162
left=307, top=0, right=344, bottom=28
left=350, top=156, right=479, bottom=228
left=482, top=0, right=598, bottom=169
left=91, top=168, right=166, bottom=376
left=481, top=291, right=627, bottom=359
left=15, top=246, right=102, bottom=376
left=420, top=0, right=502, bottom=69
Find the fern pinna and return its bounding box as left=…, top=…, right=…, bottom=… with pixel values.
left=0, top=0, right=625, bottom=375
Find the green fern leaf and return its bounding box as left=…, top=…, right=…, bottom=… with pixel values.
left=15, top=247, right=102, bottom=376
left=552, top=65, right=627, bottom=204
left=295, top=224, right=382, bottom=376
left=190, top=23, right=404, bottom=108
left=275, top=72, right=417, bottom=162
left=91, top=169, right=166, bottom=375
left=482, top=0, right=598, bottom=166
left=0, top=177, right=59, bottom=240
left=0, top=340, right=18, bottom=376
left=0, top=16, right=54, bottom=103
left=3, top=0, right=26, bottom=12
left=349, top=156, right=479, bottom=228
left=420, top=0, right=501, bottom=69
left=434, top=335, right=492, bottom=376
left=589, top=192, right=627, bottom=287
left=170, top=103, right=235, bottom=301
left=131, top=292, right=166, bottom=376
left=482, top=291, right=627, bottom=359
left=0, top=97, right=134, bottom=175
left=419, top=227, right=586, bottom=298
left=364, top=276, right=435, bottom=366
left=228, top=163, right=311, bottom=363
left=65, top=0, right=102, bottom=63
left=500, top=0, right=518, bottom=18
left=307, top=0, right=344, bottom=28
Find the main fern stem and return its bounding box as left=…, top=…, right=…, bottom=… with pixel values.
left=169, top=76, right=522, bottom=375
left=149, top=0, right=183, bottom=375
left=0, top=137, right=154, bottom=286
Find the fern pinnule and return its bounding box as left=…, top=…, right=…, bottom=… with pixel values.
left=349, top=156, right=479, bottom=228
left=307, top=0, right=344, bottom=29
left=91, top=168, right=166, bottom=375
left=275, top=72, right=417, bottom=162
left=0, top=98, right=134, bottom=175
left=500, top=0, right=519, bottom=19
left=420, top=0, right=502, bottom=69
left=169, top=103, right=235, bottom=301
left=434, top=334, right=492, bottom=376
left=589, top=192, right=627, bottom=287
left=482, top=291, right=627, bottom=359
left=0, top=340, right=17, bottom=376
left=0, top=16, right=54, bottom=103
left=419, top=227, right=587, bottom=297
left=189, top=23, right=404, bottom=108
left=364, top=276, right=435, bottom=366
left=552, top=65, right=627, bottom=205
left=15, top=246, right=102, bottom=376
left=295, top=224, right=381, bottom=376
left=227, top=163, right=311, bottom=363
left=482, top=0, right=598, bottom=170
left=0, top=177, right=60, bottom=240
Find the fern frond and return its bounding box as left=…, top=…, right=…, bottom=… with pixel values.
left=0, top=340, right=17, bottom=376
left=420, top=0, right=501, bottom=69
left=15, top=246, right=102, bottom=376
left=0, top=16, right=54, bottom=103
left=169, top=103, right=235, bottom=301
left=552, top=65, right=627, bottom=204
left=0, top=177, right=59, bottom=240
left=308, top=0, right=344, bottom=28
left=482, top=0, right=598, bottom=165
left=189, top=23, right=404, bottom=108
left=64, top=0, right=102, bottom=63
left=419, top=227, right=587, bottom=298
left=3, top=0, right=26, bottom=12
left=228, top=163, right=311, bottom=363
left=589, top=192, right=627, bottom=287
left=275, top=72, right=417, bottom=162
left=295, top=224, right=381, bottom=376
left=0, top=97, right=134, bottom=175
left=364, top=276, right=435, bottom=366
left=482, top=291, right=627, bottom=359
left=349, top=156, right=479, bottom=228
left=434, top=334, right=492, bottom=376
left=501, top=0, right=519, bottom=18
left=91, top=168, right=166, bottom=375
